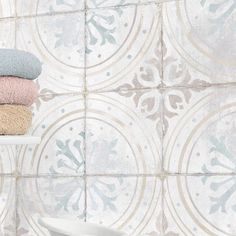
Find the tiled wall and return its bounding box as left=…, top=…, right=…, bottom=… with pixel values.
left=0, top=0, right=236, bottom=235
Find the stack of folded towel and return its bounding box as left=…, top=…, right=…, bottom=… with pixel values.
left=0, top=49, right=42, bottom=135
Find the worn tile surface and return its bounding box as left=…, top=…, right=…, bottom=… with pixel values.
left=16, top=0, right=85, bottom=16
left=18, top=94, right=85, bottom=176
left=16, top=12, right=85, bottom=94
left=86, top=91, right=162, bottom=174
left=0, top=0, right=235, bottom=235
left=86, top=3, right=162, bottom=92
left=16, top=177, right=85, bottom=235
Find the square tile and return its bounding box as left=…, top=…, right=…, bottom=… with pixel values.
left=17, top=177, right=85, bottom=235
left=18, top=94, right=85, bottom=176
left=16, top=12, right=85, bottom=94
left=86, top=90, right=162, bottom=175
left=0, top=0, right=15, bottom=18
left=164, top=86, right=236, bottom=174
left=86, top=3, right=161, bottom=92
left=0, top=177, right=16, bottom=236
left=16, top=0, right=85, bottom=17
left=162, top=1, right=236, bottom=86
left=86, top=176, right=161, bottom=236
left=0, top=19, right=15, bottom=48
left=164, top=175, right=236, bottom=236
left=0, top=145, right=16, bottom=174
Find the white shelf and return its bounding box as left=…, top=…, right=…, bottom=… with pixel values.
left=0, top=136, right=41, bottom=145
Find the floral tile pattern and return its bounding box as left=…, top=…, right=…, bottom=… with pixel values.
left=17, top=177, right=85, bottom=235
left=86, top=91, right=162, bottom=174
left=164, top=176, right=236, bottom=235
left=18, top=94, right=85, bottom=176
left=86, top=176, right=162, bottom=236
left=16, top=12, right=85, bottom=94
left=164, top=86, right=236, bottom=174
left=86, top=3, right=162, bottom=92
left=16, top=0, right=85, bottom=17
left=0, top=0, right=236, bottom=235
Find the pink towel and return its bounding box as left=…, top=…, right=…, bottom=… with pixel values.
left=0, top=76, right=38, bottom=106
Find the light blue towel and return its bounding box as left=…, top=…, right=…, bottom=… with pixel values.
left=0, top=49, right=42, bottom=80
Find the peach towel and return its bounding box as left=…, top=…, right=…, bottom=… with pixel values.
left=0, top=105, right=32, bottom=135
left=0, top=77, right=38, bottom=106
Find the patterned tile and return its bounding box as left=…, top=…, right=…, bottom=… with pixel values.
left=0, top=19, right=15, bottom=48
left=16, top=0, right=85, bottom=17
left=86, top=176, right=162, bottom=236
left=164, top=86, right=236, bottom=174
left=164, top=175, right=236, bottom=236
left=0, top=0, right=15, bottom=18
left=0, top=177, right=16, bottom=236
left=0, top=145, right=16, bottom=174
left=18, top=94, right=85, bottom=176
left=163, top=1, right=236, bottom=86
left=86, top=3, right=161, bottom=92
left=86, top=91, right=162, bottom=175
left=16, top=12, right=85, bottom=94
left=17, top=177, right=85, bottom=235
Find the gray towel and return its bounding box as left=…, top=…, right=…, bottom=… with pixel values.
left=0, top=49, right=42, bottom=80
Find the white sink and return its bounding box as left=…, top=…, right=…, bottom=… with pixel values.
left=39, top=218, right=127, bottom=236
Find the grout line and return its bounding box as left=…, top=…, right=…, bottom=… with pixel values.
left=1, top=172, right=236, bottom=178
left=41, top=81, right=236, bottom=98
left=84, top=4, right=88, bottom=222
left=14, top=145, right=18, bottom=236
left=0, top=0, right=182, bottom=21
left=80, top=82, right=236, bottom=94
left=160, top=2, right=165, bottom=175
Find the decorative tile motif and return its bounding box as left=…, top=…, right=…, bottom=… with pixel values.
left=164, top=176, right=236, bottom=236
left=87, top=176, right=161, bottom=236
left=86, top=3, right=161, bottom=91
left=86, top=91, right=162, bottom=174
left=16, top=12, right=85, bottom=94
left=0, top=177, right=15, bottom=236
left=17, top=177, right=85, bottom=235
left=164, top=86, right=236, bottom=174
left=0, top=0, right=235, bottom=235
left=18, top=95, right=85, bottom=176
left=16, top=0, right=85, bottom=17
left=163, top=0, right=236, bottom=86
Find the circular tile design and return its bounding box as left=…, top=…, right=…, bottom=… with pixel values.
left=164, top=0, right=236, bottom=79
